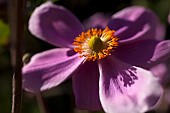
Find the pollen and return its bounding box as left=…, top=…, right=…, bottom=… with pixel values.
left=73, top=27, right=119, bottom=61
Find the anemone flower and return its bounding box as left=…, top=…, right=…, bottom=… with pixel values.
left=22, top=2, right=170, bottom=113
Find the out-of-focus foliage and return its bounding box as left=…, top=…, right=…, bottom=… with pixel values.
left=0, top=19, right=10, bottom=113
left=0, top=19, right=9, bottom=46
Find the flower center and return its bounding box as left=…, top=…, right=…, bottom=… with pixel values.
left=88, top=35, right=103, bottom=52
left=73, top=27, right=119, bottom=61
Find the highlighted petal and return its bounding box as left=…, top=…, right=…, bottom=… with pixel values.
left=22, top=48, right=85, bottom=92
left=29, top=2, right=84, bottom=48
left=98, top=57, right=163, bottom=113
left=114, top=40, right=170, bottom=68
left=108, top=6, right=162, bottom=43
left=72, top=61, right=102, bottom=110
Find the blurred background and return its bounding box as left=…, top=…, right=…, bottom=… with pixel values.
left=0, top=0, right=170, bottom=113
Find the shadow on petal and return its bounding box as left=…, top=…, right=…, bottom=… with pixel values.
left=98, top=56, right=163, bottom=113
left=108, top=6, right=160, bottom=43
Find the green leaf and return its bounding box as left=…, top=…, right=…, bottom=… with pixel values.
left=0, top=20, right=10, bottom=46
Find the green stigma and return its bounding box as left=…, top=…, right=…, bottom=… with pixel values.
left=88, top=35, right=103, bottom=52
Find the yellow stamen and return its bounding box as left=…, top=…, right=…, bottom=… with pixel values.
left=73, top=27, right=119, bottom=61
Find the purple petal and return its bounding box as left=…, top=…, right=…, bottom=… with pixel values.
left=114, top=40, right=170, bottom=68
left=98, top=57, right=163, bottom=113
left=83, top=12, right=111, bottom=29
left=72, top=61, right=102, bottom=110
left=108, top=6, right=161, bottom=43
left=155, top=23, right=166, bottom=41
left=150, top=40, right=170, bottom=63
left=29, top=1, right=84, bottom=48
left=150, top=63, right=168, bottom=85
left=22, top=48, right=85, bottom=92
left=150, top=63, right=167, bottom=79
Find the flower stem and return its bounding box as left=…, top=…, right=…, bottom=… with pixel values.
left=9, top=0, right=25, bottom=113
left=36, top=92, right=49, bottom=113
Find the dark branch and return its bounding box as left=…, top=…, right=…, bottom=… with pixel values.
left=9, top=0, right=25, bottom=113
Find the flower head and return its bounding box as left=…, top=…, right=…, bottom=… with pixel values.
left=23, top=2, right=170, bottom=113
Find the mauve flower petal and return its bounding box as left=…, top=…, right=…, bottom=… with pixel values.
left=114, top=40, right=170, bottom=68
left=150, top=63, right=168, bottom=85
left=22, top=48, right=85, bottom=92
left=98, top=57, right=163, bottom=113
left=83, top=12, right=111, bottom=29
left=150, top=63, right=167, bottom=78
left=108, top=6, right=161, bottom=43
left=72, top=61, right=102, bottom=110
left=155, top=23, right=166, bottom=41
left=149, top=40, right=170, bottom=63
left=29, top=1, right=84, bottom=48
